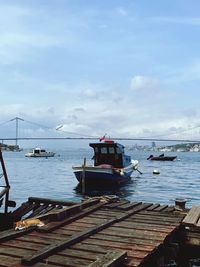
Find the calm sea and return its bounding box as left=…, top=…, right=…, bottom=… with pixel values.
left=1, top=147, right=200, bottom=210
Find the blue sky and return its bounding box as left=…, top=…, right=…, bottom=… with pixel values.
left=0, top=0, right=200, bottom=145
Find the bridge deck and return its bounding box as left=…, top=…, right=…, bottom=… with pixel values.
left=0, top=197, right=185, bottom=267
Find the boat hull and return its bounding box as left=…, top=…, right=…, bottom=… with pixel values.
left=72, top=164, right=136, bottom=186
left=25, top=152, right=55, bottom=158
left=148, top=156, right=177, bottom=161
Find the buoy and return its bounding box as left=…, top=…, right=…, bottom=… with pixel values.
left=153, top=169, right=160, bottom=175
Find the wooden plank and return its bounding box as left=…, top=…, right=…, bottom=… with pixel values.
left=58, top=247, right=103, bottom=261
left=28, top=197, right=76, bottom=206
left=163, top=206, right=175, bottom=213
left=73, top=242, right=153, bottom=254
left=0, top=245, right=33, bottom=258
left=2, top=239, right=44, bottom=251
left=46, top=254, right=93, bottom=267
left=103, top=200, right=130, bottom=209
left=112, top=221, right=174, bottom=233
left=117, top=202, right=142, bottom=211
left=153, top=205, right=169, bottom=212
left=38, top=201, right=106, bottom=232
left=36, top=198, right=101, bottom=222
left=0, top=227, right=36, bottom=243
left=12, top=202, right=39, bottom=219
left=21, top=203, right=151, bottom=265
left=0, top=255, right=20, bottom=266
left=99, top=229, right=168, bottom=242
left=182, top=206, right=200, bottom=225
left=88, top=250, right=127, bottom=267
left=129, top=214, right=182, bottom=224
left=146, top=204, right=160, bottom=211
left=85, top=235, right=160, bottom=248
left=26, top=204, right=49, bottom=219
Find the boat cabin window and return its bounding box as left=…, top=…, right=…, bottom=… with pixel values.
left=94, top=147, right=98, bottom=153
left=101, top=147, right=107, bottom=154
left=41, top=150, right=46, bottom=152
left=34, top=149, right=40, bottom=154
left=108, top=147, right=115, bottom=154
left=116, top=147, right=122, bottom=154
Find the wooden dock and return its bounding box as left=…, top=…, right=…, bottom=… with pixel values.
left=0, top=196, right=185, bottom=267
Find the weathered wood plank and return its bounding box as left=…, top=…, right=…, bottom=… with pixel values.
left=28, top=196, right=76, bottom=206
left=163, top=206, right=175, bottom=213
left=0, top=227, right=36, bottom=243
left=88, top=250, right=127, bottom=267
left=2, top=239, right=44, bottom=251
left=89, top=234, right=161, bottom=247
left=73, top=242, right=153, bottom=254
left=38, top=201, right=105, bottom=233
left=26, top=204, right=49, bottom=219
left=182, top=206, right=200, bottom=225
left=0, top=245, right=33, bottom=258
left=58, top=247, right=103, bottom=261
left=0, top=254, right=20, bottom=266
left=46, top=254, right=93, bottom=267
left=146, top=204, right=160, bottom=211
left=117, top=202, right=142, bottom=211
left=12, top=202, right=39, bottom=220
left=153, top=205, right=169, bottom=212
left=99, top=228, right=168, bottom=242
left=129, top=214, right=182, bottom=224
left=103, top=200, right=130, bottom=209
left=37, top=198, right=102, bottom=222
left=112, top=221, right=175, bottom=233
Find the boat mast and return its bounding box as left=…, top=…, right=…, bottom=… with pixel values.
left=10, top=117, right=24, bottom=146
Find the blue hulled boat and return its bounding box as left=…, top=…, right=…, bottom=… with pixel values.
left=72, top=139, right=139, bottom=185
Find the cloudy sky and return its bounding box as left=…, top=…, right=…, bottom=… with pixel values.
left=1, top=0, right=200, bottom=145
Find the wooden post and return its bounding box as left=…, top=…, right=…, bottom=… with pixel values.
left=82, top=158, right=86, bottom=195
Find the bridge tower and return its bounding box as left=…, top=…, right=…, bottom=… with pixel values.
left=10, top=117, right=24, bottom=146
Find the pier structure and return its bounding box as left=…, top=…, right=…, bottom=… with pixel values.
left=0, top=196, right=190, bottom=267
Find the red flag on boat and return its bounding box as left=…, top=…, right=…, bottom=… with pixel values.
left=99, top=134, right=106, bottom=142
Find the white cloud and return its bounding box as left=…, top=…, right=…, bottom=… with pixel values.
left=116, top=7, right=128, bottom=17
left=130, top=75, right=161, bottom=91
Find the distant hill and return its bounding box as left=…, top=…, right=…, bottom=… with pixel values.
left=0, top=143, right=22, bottom=151
left=159, top=143, right=200, bottom=152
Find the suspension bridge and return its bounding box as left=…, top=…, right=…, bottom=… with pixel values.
left=0, top=117, right=200, bottom=146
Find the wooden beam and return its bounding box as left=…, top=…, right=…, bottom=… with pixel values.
left=37, top=198, right=101, bottom=222
left=28, top=197, right=76, bottom=206
left=182, top=206, right=200, bottom=226
left=38, top=202, right=106, bottom=233
left=88, top=250, right=127, bottom=267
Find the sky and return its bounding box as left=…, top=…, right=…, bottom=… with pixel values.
left=1, top=0, right=200, bottom=147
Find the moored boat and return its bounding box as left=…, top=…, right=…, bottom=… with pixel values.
left=72, top=139, right=139, bottom=185
left=147, top=154, right=177, bottom=161
left=25, top=148, right=55, bottom=158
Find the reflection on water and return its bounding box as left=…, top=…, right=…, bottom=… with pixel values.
left=74, top=179, right=138, bottom=199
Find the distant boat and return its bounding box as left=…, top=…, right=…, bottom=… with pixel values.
left=147, top=154, right=177, bottom=161
left=72, top=139, right=139, bottom=186
left=25, top=148, right=55, bottom=158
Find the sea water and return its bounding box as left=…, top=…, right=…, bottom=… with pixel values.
left=1, top=147, right=200, bottom=266
left=1, top=148, right=200, bottom=209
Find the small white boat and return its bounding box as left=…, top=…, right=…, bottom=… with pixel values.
left=25, top=148, right=55, bottom=158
